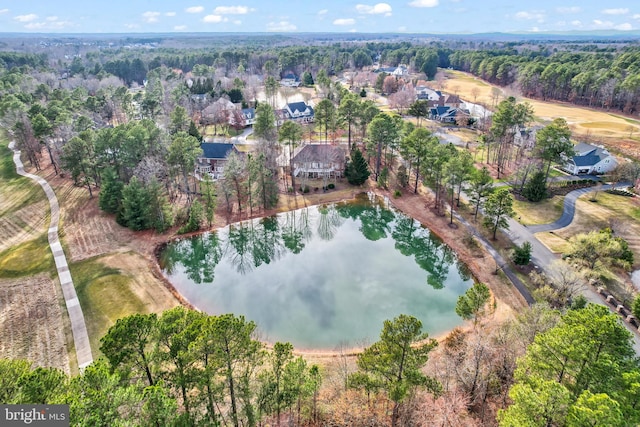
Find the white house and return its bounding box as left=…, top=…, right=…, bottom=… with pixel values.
left=292, top=144, right=345, bottom=179
left=563, top=142, right=618, bottom=175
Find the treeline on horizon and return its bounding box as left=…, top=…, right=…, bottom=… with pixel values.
left=3, top=38, right=640, bottom=115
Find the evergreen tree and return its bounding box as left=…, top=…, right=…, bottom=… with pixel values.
left=98, top=168, right=123, bottom=215
left=345, top=148, right=370, bottom=185
left=349, top=315, right=441, bottom=427
left=121, top=177, right=151, bottom=230
left=513, top=241, right=533, bottom=266
left=483, top=187, right=515, bottom=240
left=522, top=170, right=548, bottom=202
left=302, top=71, right=314, bottom=86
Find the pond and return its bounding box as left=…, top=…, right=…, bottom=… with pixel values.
left=158, top=193, right=474, bottom=350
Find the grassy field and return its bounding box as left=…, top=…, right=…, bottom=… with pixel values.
left=71, top=252, right=178, bottom=355
left=0, top=234, right=55, bottom=278
left=0, top=138, right=49, bottom=254
left=440, top=70, right=640, bottom=154
left=512, top=195, right=565, bottom=226
left=535, top=192, right=640, bottom=268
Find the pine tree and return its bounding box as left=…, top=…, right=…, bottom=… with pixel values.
left=522, top=170, right=548, bottom=202
left=345, top=148, right=370, bottom=185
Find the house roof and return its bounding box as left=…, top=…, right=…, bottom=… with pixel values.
left=430, top=106, right=451, bottom=116
left=293, top=144, right=345, bottom=164
left=572, top=154, right=602, bottom=167
left=241, top=108, right=255, bottom=119
left=200, top=143, right=235, bottom=160
left=286, top=102, right=314, bottom=117
left=574, top=142, right=607, bottom=157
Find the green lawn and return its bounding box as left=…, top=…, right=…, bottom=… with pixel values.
left=70, top=257, right=147, bottom=355
left=0, top=234, right=54, bottom=278
left=0, top=137, right=47, bottom=217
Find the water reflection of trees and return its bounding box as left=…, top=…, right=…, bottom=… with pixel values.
left=161, top=196, right=463, bottom=288
left=317, top=204, right=344, bottom=241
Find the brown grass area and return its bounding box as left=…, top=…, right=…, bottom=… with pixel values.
left=0, top=275, right=70, bottom=373
left=0, top=200, right=49, bottom=253
left=536, top=193, right=640, bottom=269
left=441, top=69, right=640, bottom=159
left=100, top=252, right=180, bottom=314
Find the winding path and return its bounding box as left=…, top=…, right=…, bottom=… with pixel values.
left=9, top=141, right=93, bottom=370
left=527, top=183, right=616, bottom=233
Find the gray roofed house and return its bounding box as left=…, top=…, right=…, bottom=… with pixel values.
left=197, top=142, right=239, bottom=179
left=285, top=102, right=314, bottom=124
left=563, top=142, right=617, bottom=175
left=292, top=144, right=345, bottom=179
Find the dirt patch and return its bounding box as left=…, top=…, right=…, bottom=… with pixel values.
left=0, top=200, right=49, bottom=254
left=63, top=198, right=133, bottom=262
left=0, top=275, right=69, bottom=373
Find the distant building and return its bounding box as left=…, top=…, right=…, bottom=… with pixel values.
left=283, top=102, right=315, bottom=124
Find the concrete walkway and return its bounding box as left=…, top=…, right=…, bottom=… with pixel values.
left=9, top=141, right=93, bottom=370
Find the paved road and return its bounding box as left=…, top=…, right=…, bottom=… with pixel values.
left=528, top=184, right=615, bottom=233
left=9, top=141, right=94, bottom=370
left=500, top=184, right=640, bottom=352
left=453, top=211, right=535, bottom=305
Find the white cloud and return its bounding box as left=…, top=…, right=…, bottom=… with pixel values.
left=408, top=0, right=439, bottom=7
left=174, top=25, right=187, bottom=31
left=165, top=12, right=176, bottom=17
left=334, top=18, right=356, bottom=25
left=14, top=14, right=38, bottom=22
left=186, top=6, right=204, bottom=14
left=266, top=20, right=297, bottom=31
left=634, top=14, right=640, bottom=20
left=203, top=15, right=226, bottom=23
left=356, top=3, right=392, bottom=16
left=556, top=7, right=581, bottom=14
left=318, top=9, right=328, bottom=15
left=124, top=23, right=140, bottom=29
left=571, top=20, right=582, bottom=26
left=142, top=11, right=161, bottom=23
left=0, top=9, right=9, bottom=14
left=24, top=18, right=72, bottom=30
left=515, top=10, right=545, bottom=22
left=213, top=6, right=254, bottom=15
left=616, top=23, right=633, bottom=30
left=593, top=19, right=616, bottom=28
left=602, top=8, right=629, bottom=15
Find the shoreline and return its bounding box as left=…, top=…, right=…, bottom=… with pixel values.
left=150, top=185, right=519, bottom=357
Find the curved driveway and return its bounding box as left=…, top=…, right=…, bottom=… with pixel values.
left=527, top=184, right=615, bottom=233
left=9, top=141, right=93, bottom=370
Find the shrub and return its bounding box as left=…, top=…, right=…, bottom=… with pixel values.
left=393, top=189, right=402, bottom=198
left=299, top=185, right=310, bottom=193
left=327, top=183, right=335, bottom=189
left=512, top=241, right=532, bottom=266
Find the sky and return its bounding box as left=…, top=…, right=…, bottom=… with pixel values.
left=0, top=1, right=638, bottom=34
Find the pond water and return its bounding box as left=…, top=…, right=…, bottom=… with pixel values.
left=158, top=193, right=474, bottom=349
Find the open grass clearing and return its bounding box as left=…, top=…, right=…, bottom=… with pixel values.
left=512, top=195, right=564, bottom=226
left=536, top=192, right=640, bottom=269
left=0, top=138, right=49, bottom=252
left=0, top=275, right=70, bottom=373
left=71, top=252, right=179, bottom=355
left=440, top=70, right=640, bottom=144
left=0, top=234, right=55, bottom=279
